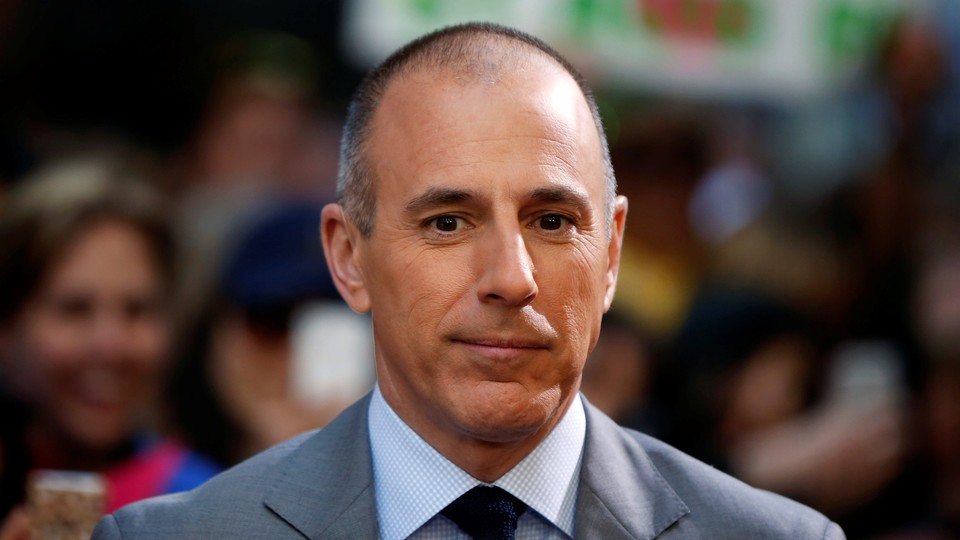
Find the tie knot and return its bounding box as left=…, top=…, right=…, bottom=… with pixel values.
left=441, top=486, right=528, bottom=540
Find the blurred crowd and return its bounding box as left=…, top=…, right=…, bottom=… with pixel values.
left=1, top=1, right=959, bottom=539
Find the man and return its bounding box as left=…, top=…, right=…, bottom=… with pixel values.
left=93, top=23, right=844, bottom=539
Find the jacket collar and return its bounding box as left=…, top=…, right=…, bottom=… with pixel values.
left=575, top=399, right=690, bottom=539
left=263, top=393, right=379, bottom=539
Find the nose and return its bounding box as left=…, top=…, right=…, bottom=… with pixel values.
left=476, top=226, right=538, bottom=307
left=89, top=307, right=130, bottom=363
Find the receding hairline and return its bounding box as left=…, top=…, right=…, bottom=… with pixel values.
left=368, top=22, right=589, bottom=92
left=387, top=30, right=570, bottom=88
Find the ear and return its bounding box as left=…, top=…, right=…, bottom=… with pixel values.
left=602, top=195, right=628, bottom=312
left=320, top=203, right=371, bottom=314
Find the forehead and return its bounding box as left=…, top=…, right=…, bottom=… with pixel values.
left=366, top=55, right=605, bottom=207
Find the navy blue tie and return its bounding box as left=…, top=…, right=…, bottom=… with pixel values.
left=441, top=486, right=528, bottom=540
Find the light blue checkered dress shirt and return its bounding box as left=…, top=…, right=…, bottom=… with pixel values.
left=369, top=386, right=585, bottom=540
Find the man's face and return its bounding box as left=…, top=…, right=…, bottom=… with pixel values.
left=333, top=58, right=625, bottom=450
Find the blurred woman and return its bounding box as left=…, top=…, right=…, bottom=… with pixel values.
left=169, top=199, right=372, bottom=467
left=0, top=157, right=219, bottom=527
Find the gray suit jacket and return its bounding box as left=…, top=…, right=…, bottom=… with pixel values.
left=92, top=394, right=845, bottom=539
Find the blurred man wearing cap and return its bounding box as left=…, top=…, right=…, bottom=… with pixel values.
left=93, top=22, right=844, bottom=539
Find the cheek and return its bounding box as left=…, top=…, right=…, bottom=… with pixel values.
left=543, top=248, right=607, bottom=348
left=371, top=248, right=472, bottom=331
left=21, top=314, right=83, bottom=374
left=3, top=317, right=80, bottom=406
left=129, top=318, right=169, bottom=370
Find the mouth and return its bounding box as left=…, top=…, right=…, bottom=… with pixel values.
left=452, top=337, right=550, bottom=361
left=73, top=368, right=132, bottom=411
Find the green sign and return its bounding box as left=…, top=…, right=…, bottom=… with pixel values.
left=343, top=0, right=906, bottom=100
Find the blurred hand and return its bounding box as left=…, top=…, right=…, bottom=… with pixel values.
left=0, top=507, right=29, bottom=540
left=248, top=397, right=352, bottom=452
left=730, top=397, right=907, bottom=516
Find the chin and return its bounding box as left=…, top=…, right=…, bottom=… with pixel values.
left=74, top=430, right=129, bottom=451
left=455, top=391, right=558, bottom=444
left=459, top=419, right=544, bottom=445
left=63, top=416, right=132, bottom=452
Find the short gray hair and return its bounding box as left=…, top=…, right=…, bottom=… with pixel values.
left=337, top=22, right=616, bottom=237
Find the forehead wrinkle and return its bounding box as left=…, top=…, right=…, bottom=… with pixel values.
left=540, top=140, right=579, bottom=174
left=422, top=136, right=580, bottom=170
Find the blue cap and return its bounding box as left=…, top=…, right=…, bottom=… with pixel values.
left=221, top=200, right=338, bottom=310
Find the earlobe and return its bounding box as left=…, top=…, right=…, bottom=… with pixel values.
left=602, top=195, right=628, bottom=312
left=320, top=203, right=371, bottom=314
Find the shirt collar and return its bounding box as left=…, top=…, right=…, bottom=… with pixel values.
left=369, top=385, right=585, bottom=540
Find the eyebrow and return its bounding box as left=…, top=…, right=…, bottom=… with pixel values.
left=402, top=184, right=594, bottom=216
left=403, top=187, right=481, bottom=215
left=528, top=185, right=592, bottom=211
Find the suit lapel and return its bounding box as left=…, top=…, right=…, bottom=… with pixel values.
left=259, top=393, right=688, bottom=539
left=263, top=393, right=380, bottom=539
left=575, top=400, right=690, bottom=539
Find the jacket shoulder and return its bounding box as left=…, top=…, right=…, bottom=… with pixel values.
left=626, top=428, right=844, bottom=539
left=93, top=430, right=318, bottom=540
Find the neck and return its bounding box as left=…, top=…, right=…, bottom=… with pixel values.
left=439, top=434, right=552, bottom=483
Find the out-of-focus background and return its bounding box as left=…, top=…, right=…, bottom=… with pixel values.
left=1, top=0, right=959, bottom=538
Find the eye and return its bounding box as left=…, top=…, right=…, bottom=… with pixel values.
left=52, top=294, right=94, bottom=320
left=536, top=214, right=570, bottom=231
left=428, top=215, right=465, bottom=234
left=124, top=296, right=162, bottom=321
